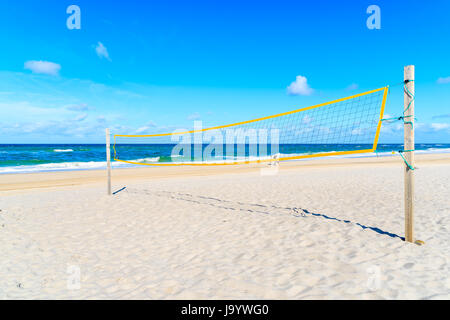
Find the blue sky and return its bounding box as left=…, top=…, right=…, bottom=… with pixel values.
left=0, top=0, right=449, bottom=143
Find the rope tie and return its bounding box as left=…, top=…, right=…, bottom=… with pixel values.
left=380, top=80, right=416, bottom=127
left=378, top=80, right=416, bottom=170
left=398, top=149, right=415, bottom=170
left=403, top=80, right=415, bottom=127
left=381, top=115, right=417, bottom=123
left=401, top=80, right=415, bottom=170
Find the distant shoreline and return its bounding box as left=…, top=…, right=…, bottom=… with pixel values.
left=1, top=153, right=449, bottom=193
left=1, top=147, right=450, bottom=175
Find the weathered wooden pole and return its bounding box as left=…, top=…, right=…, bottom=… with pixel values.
left=106, top=128, right=112, bottom=196
left=404, top=65, right=415, bottom=242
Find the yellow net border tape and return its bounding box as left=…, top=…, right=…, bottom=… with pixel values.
left=113, top=86, right=389, bottom=166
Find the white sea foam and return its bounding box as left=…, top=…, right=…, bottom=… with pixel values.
left=53, top=149, right=74, bottom=152
left=0, top=160, right=134, bottom=174
left=127, top=157, right=160, bottom=163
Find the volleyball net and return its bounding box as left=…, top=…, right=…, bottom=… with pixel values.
left=113, top=86, right=388, bottom=166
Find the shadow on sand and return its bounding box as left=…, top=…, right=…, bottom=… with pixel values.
left=124, top=188, right=404, bottom=241
left=298, top=208, right=404, bottom=241
left=112, top=187, right=127, bottom=195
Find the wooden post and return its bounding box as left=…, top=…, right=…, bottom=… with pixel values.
left=404, top=65, right=415, bottom=242
left=106, top=128, right=112, bottom=196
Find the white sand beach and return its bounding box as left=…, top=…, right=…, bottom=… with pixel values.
left=1, top=153, right=449, bottom=299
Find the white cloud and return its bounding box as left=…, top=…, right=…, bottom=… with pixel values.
left=294, top=127, right=313, bottom=136
left=97, top=115, right=107, bottom=123
left=381, top=122, right=450, bottom=134
left=187, top=112, right=201, bottom=120
left=74, top=113, right=88, bottom=122
left=134, top=121, right=157, bottom=134
left=302, top=115, right=313, bottom=124
left=380, top=122, right=403, bottom=134
left=437, top=77, right=450, bottom=84
left=66, top=103, right=89, bottom=112
left=24, top=60, right=61, bottom=76
left=287, top=75, right=313, bottom=96
left=319, top=126, right=331, bottom=134
left=351, top=128, right=363, bottom=135
left=135, top=126, right=150, bottom=134
left=430, top=123, right=450, bottom=131
left=0, top=101, right=66, bottom=119
left=95, top=42, right=111, bottom=61
left=1, top=119, right=102, bottom=139
left=346, top=83, right=359, bottom=91
left=432, top=114, right=450, bottom=119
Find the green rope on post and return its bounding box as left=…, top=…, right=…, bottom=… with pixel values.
left=373, top=149, right=415, bottom=170
left=380, top=115, right=417, bottom=128
left=377, top=80, right=416, bottom=171
left=404, top=80, right=415, bottom=113
left=403, top=80, right=415, bottom=128
left=381, top=80, right=417, bottom=126
left=398, top=149, right=415, bottom=170
left=380, top=116, right=402, bottom=122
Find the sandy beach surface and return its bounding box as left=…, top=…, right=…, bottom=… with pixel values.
left=1, top=153, right=449, bottom=299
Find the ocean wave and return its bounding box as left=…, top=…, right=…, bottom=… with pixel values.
left=422, top=147, right=450, bottom=153
left=53, top=149, right=74, bottom=152
left=129, top=157, right=160, bottom=163
left=0, top=159, right=135, bottom=174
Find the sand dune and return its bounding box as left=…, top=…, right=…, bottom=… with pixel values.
left=1, top=154, right=449, bottom=299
